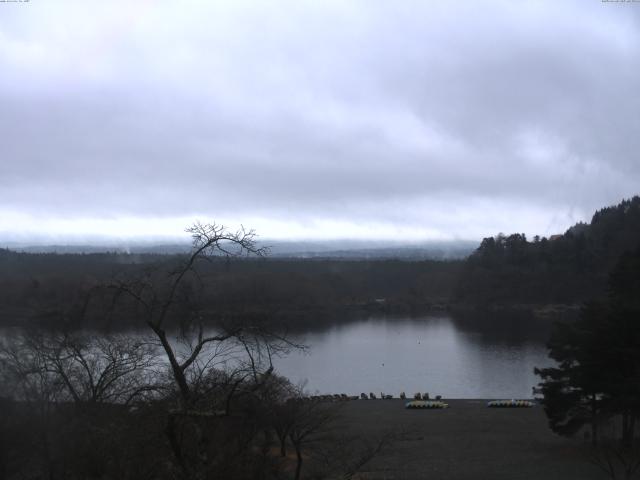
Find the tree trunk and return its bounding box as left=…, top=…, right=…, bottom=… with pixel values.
left=280, top=436, right=287, bottom=457
left=152, top=325, right=191, bottom=406
left=165, top=414, right=188, bottom=476
left=591, top=394, right=599, bottom=446
left=261, top=429, right=272, bottom=456
left=622, top=412, right=632, bottom=448
left=294, top=444, right=303, bottom=480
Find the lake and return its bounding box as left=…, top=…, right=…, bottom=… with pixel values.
left=0, top=314, right=554, bottom=400
left=274, top=315, right=552, bottom=399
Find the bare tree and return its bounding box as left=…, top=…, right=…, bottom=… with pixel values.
left=0, top=330, right=162, bottom=405
left=104, top=222, right=309, bottom=479
left=271, top=395, right=394, bottom=480
left=587, top=418, right=640, bottom=480
left=109, top=222, right=271, bottom=407
left=589, top=441, right=640, bottom=480
left=313, top=433, right=393, bottom=480
left=0, top=329, right=165, bottom=480
left=287, top=400, right=342, bottom=480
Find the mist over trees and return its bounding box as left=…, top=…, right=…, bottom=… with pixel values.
left=457, top=196, right=640, bottom=306
left=0, top=223, right=391, bottom=480
left=2, top=197, right=640, bottom=334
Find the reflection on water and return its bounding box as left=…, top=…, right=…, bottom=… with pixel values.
left=0, top=315, right=553, bottom=399
left=274, top=316, right=552, bottom=399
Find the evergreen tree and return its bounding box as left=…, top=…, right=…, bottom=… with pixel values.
left=459, top=196, right=640, bottom=305
left=536, top=246, right=640, bottom=446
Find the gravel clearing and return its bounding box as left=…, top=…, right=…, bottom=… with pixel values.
left=333, top=399, right=602, bottom=479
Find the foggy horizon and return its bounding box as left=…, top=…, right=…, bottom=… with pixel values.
left=2, top=1, right=639, bottom=242
left=3, top=3, right=640, bottom=478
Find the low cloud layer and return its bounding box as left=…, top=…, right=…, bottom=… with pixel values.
left=1, top=0, right=639, bottom=241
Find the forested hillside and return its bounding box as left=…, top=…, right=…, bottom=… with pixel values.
left=456, top=196, right=640, bottom=305
left=0, top=250, right=461, bottom=329
left=2, top=197, right=639, bottom=328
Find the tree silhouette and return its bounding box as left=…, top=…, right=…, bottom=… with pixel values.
left=536, top=246, right=640, bottom=447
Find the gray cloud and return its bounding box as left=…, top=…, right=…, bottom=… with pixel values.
left=1, top=0, right=639, bottom=240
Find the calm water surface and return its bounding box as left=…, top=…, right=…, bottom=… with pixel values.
left=274, top=316, right=552, bottom=399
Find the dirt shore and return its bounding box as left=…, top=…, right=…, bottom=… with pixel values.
left=333, top=399, right=602, bottom=480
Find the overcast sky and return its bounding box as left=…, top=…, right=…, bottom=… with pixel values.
left=1, top=0, right=639, bottom=243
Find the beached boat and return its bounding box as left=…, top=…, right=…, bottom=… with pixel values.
left=487, top=399, right=535, bottom=408
left=405, top=400, right=449, bottom=409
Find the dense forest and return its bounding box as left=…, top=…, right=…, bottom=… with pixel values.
left=0, top=249, right=461, bottom=330
left=1, top=197, right=639, bottom=330
left=456, top=196, right=640, bottom=306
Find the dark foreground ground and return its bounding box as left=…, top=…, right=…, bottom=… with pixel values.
left=334, top=399, right=602, bottom=480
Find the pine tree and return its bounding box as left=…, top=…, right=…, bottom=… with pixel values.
left=536, top=246, right=640, bottom=446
